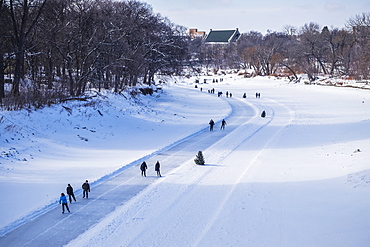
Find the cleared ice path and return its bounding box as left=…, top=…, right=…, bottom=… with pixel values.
left=0, top=94, right=286, bottom=247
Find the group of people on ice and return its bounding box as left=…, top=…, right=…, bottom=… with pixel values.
left=59, top=180, right=90, bottom=214
left=140, top=160, right=161, bottom=177
left=205, top=87, right=264, bottom=100
left=59, top=160, right=163, bottom=214
left=243, top=92, right=262, bottom=98
left=209, top=119, right=227, bottom=131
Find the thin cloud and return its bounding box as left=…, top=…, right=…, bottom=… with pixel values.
left=146, top=0, right=368, bottom=33
left=188, top=0, right=235, bottom=9
left=324, top=2, right=346, bottom=12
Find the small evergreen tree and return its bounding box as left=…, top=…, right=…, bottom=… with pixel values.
left=194, top=151, right=205, bottom=165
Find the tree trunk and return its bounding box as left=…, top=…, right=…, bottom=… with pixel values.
left=9, top=0, right=47, bottom=96
left=11, top=45, right=24, bottom=96
left=0, top=50, right=4, bottom=99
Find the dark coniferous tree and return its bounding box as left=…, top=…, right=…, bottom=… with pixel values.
left=194, top=151, right=205, bottom=165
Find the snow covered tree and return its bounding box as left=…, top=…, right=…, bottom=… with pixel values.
left=194, top=151, right=205, bottom=165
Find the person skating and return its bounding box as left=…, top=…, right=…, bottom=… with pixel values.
left=82, top=180, right=90, bottom=198
left=140, top=161, right=148, bottom=177
left=209, top=119, right=215, bottom=131
left=220, top=119, right=227, bottom=130
left=155, top=161, right=161, bottom=177
left=59, top=193, right=70, bottom=214
left=66, top=184, right=76, bottom=203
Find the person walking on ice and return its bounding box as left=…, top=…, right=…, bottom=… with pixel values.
left=220, top=119, right=227, bottom=130
left=82, top=180, right=90, bottom=198
left=66, top=184, right=76, bottom=203
left=59, top=193, right=70, bottom=214
left=209, top=119, right=215, bottom=131
left=155, top=161, right=161, bottom=177
left=141, top=161, right=148, bottom=177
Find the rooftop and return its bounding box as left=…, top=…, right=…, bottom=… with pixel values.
left=204, top=29, right=240, bottom=43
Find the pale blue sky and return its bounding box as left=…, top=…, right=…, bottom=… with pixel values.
left=142, top=0, right=370, bottom=33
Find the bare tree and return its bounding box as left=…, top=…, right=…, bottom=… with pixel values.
left=320, top=27, right=356, bottom=76
left=236, top=31, right=263, bottom=74
left=0, top=0, right=12, bottom=99
left=298, top=22, right=326, bottom=80
left=8, top=0, right=46, bottom=96
left=346, top=12, right=370, bottom=79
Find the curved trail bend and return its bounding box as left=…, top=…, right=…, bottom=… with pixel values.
left=67, top=93, right=295, bottom=247
left=0, top=88, right=294, bottom=247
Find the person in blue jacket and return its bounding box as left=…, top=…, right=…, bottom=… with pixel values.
left=59, top=193, right=70, bottom=214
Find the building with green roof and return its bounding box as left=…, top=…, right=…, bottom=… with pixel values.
left=204, top=29, right=240, bottom=44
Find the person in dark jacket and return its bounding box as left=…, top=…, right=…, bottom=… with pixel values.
left=59, top=193, right=70, bottom=214
left=82, top=180, right=90, bottom=198
left=209, top=119, right=215, bottom=131
left=155, top=161, right=161, bottom=177
left=140, top=161, right=148, bottom=177
left=66, top=184, right=76, bottom=203
left=220, top=119, right=227, bottom=130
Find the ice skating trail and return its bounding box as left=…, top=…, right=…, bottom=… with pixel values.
left=67, top=95, right=294, bottom=246
left=0, top=89, right=293, bottom=246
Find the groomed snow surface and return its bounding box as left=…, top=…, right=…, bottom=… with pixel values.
left=1, top=76, right=370, bottom=246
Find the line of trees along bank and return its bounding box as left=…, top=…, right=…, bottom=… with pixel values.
left=0, top=0, right=188, bottom=109
left=0, top=1, right=369, bottom=110
left=189, top=13, right=370, bottom=82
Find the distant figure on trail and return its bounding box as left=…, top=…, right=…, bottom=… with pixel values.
left=66, top=184, right=76, bottom=203
left=229, top=93, right=232, bottom=97
left=82, top=180, right=90, bottom=198
left=220, top=119, right=227, bottom=130
left=141, top=161, right=148, bottom=177
left=59, top=193, right=70, bottom=214
left=226, top=91, right=229, bottom=97
left=243, top=93, right=247, bottom=98
left=256, top=92, right=261, bottom=98
left=261, top=110, right=266, bottom=118
left=155, top=161, right=161, bottom=177
left=209, top=119, right=215, bottom=131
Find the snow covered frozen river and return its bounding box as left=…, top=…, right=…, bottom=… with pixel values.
left=1, top=76, right=370, bottom=246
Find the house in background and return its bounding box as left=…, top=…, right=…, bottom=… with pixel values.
left=189, top=28, right=206, bottom=39
left=204, top=28, right=241, bottom=44
left=189, top=28, right=241, bottom=71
